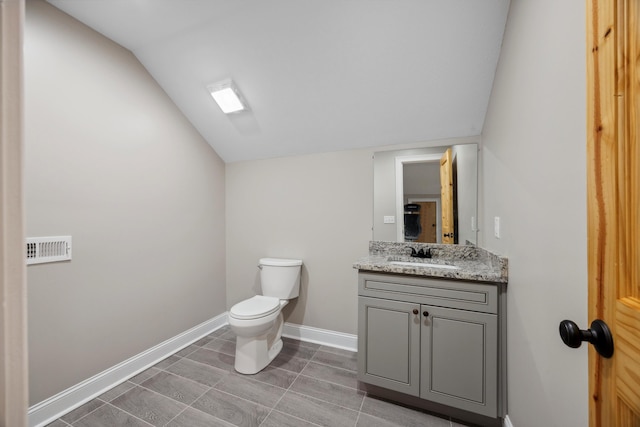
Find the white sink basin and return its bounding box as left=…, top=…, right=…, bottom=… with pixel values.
left=389, top=261, right=460, bottom=270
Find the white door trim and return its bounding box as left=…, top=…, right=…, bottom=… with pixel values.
left=395, top=153, right=443, bottom=241
left=0, top=0, right=28, bottom=425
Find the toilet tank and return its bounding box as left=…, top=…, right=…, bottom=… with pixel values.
left=259, top=258, right=303, bottom=299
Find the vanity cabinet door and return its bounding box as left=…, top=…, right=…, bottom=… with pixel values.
left=420, top=305, right=498, bottom=417
left=358, top=296, right=420, bottom=396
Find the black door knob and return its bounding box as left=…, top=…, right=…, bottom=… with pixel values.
left=559, top=319, right=614, bottom=358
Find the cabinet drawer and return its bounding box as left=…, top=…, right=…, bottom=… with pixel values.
left=358, top=272, right=497, bottom=314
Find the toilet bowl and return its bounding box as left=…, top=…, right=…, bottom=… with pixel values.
left=228, top=258, right=302, bottom=374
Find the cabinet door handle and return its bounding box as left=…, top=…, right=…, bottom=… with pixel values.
left=423, top=311, right=429, bottom=317
left=412, top=309, right=419, bottom=315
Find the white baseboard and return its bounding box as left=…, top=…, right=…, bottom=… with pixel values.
left=28, top=313, right=357, bottom=427
left=28, top=313, right=228, bottom=427
left=282, top=322, right=358, bottom=352
left=504, top=414, right=513, bottom=427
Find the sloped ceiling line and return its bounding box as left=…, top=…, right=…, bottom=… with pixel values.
left=47, top=0, right=510, bottom=163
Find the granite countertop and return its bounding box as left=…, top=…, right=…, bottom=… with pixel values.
left=353, top=241, right=508, bottom=284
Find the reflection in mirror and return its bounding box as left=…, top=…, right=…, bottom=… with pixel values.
left=373, top=143, right=478, bottom=245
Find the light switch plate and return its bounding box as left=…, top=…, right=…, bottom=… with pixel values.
left=384, top=216, right=395, bottom=224
left=494, top=216, right=501, bottom=238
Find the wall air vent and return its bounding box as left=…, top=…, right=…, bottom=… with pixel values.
left=26, top=236, right=72, bottom=265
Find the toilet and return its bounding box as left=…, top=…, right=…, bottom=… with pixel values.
left=228, top=257, right=302, bottom=374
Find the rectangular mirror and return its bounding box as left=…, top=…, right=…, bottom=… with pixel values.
left=373, top=143, right=478, bottom=245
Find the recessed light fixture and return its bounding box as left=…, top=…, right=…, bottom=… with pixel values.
left=207, top=79, right=247, bottom=114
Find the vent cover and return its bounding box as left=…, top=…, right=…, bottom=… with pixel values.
left=26, top=236, right=72, bottom=265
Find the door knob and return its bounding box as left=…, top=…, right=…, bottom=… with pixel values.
left=559, top=319, right=614, bottom=358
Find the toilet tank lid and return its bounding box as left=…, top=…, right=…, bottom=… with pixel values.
left=259, top=258, right=302, bottom=267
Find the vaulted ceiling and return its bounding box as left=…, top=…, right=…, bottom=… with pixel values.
left=47, top=0, right=510, bottom=163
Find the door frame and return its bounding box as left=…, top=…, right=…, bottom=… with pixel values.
left=395, top=153, right=444, bottom=242
left=0, top=0, right=28, bottom=425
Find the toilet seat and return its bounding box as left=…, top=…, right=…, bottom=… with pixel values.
left=230, top=295, right=280, bottom=320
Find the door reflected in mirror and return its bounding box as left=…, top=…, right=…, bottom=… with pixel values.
left=373, top=142, right=478, bottom=245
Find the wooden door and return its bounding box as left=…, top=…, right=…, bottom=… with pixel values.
left=440, top=149, right=454, bottom=244
left=588, top=1, right=640, bottom=425
left=415, top=201, right=437, bottom=243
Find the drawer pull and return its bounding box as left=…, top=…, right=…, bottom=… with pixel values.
left=412, top=309, right=419, bottom=315
left=423, top=311, right=429, bottom=317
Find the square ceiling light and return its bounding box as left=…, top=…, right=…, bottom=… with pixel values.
left=207, top=79, right=247, bottom=114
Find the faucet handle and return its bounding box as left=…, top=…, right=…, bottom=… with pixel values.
left=410, top=247, right=418, bottom=257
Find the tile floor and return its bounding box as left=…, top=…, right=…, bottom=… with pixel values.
left=46, top=326, right=470, bottom=427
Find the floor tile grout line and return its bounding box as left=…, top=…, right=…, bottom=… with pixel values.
left=230, top=368, right=293, bottom=392
left=277, top=345, right=368, bottom=414
left=259, top=387, right=290, bottom=425
left=308, top=351, right=358, bottom=373
left=255, top=343, right=315, bottom=424
left=174, top=351, right=234, bottom=377
left=70, top=401, right=154, bottom=427
left=98, top=380, right=136, bottom=403
left=282, top=389, right=362, bottom=423
left=353, top=388, right=369, bottom=426
left=308, top=360, right=357, bottom=372
left=259, top=344, right=316, bottom=425
left=296, top=371, right=360, bottom=392
left=132, top=379, right=211, bottom=409
left=109, top=383, right=198, bottom=426
left=151, top=364, right=223, bottom=392
left=105, top=401, right=156, bottom=427
left=175, top=345, right=199, bottom=358
left=201, top=386, right=273, bottom=418
left=68, top=354, right=185, bottom=425
left=162, top=385, right=214, bottom=427
left=259, top=408, right=326, bottom=427
left=63, top=397, right=106, bottom=426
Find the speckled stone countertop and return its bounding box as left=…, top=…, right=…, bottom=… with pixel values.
left=353, top=241, right=508, bottom=284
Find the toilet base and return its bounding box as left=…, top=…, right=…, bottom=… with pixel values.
left=233, top=313, right=284, bottom=375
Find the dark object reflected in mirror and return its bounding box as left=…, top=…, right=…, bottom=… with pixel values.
left=373, top=140, right=478, bottom=245
left=403, top=204, right=422, bottom=242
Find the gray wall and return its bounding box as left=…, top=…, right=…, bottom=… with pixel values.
left=481, top=0, right=587, bottom=426
left=403, top=162, right=441, bottom=196
left=226, top=150, right=372, bottom=335
left=25, top=0, right=227, bottom=404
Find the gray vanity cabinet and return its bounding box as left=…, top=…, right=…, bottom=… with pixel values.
left=358, top=272, right=501, bottom=419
